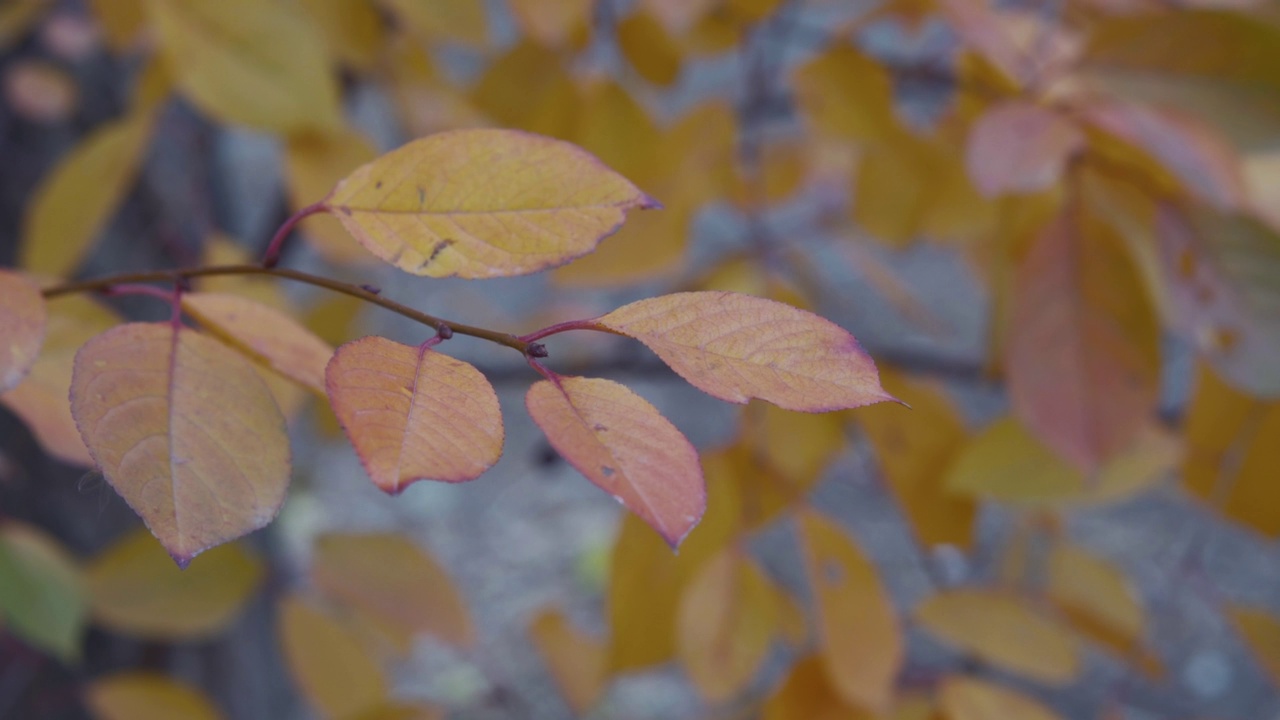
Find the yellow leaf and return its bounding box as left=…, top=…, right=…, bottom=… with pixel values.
left=470, top=41, right=577, bottom=138
left=21, top=111, right=153, bottom=276
left=0, top=269, right=45, bottom=394
left=730, top=140, right=810, bottom=209
left=1006, top=201, right=1161, bottom=470
left=349, top=705, right=443, bottom=720
left=300, top=0, right=385, bottom=70
left=551, top=202, right=691, bottom=286
left=326, top=338, right=502, bottom=493
left=1047, top=545, right=1145, bottom=660
left=1, top=296, right=116, bottom=466
left=726, top=0, right=786, bottom=23
left=677, top=548, right=778, bottom=701
left=182, top=292, right=333, bottom=396
left=379, top=0, right=487, bottom=47
left=528, top=607, right=606, bottom=714
left=1183, top=364, right=1280, bottom=536
left=527, top=376, right=705, bottom=546
left=510, top=0, right=592, bottom=46
left=596, top=291, right=893, bottom=412
left=797, top=510, right=902, bottom=714
left=966, top=101, right=1084, bottom=196
left=279, top=595, right=389, bottom=720
left=87, top=674, right=224, bottom=720
left=285, top=129, right=381, bottom=265
left=86, top=529, right=262, bottom=639
left=856, top=370, right=976, bottom=548
left=753, top=402, right=845, bottom=486
left=0, top=522, right=86, bottom=661
left=1227, top=605, right=1280, bottom=685
left=617, top=11, right=683, bottom=86
left=311, top=533, right=473, bottom=648
left=793, top=46, right=897, bottom=143
left=69, top=323, right=291, bottom=565
left=146, top=0, right=341, bottom=134
left=938, top=676, right=1063, bottom=720
left=762, top=654, right=875, bottom=720
left=86, top=0, right=146, bottom=50
left=323, top=129, right=656, bottom=278
left=916, top=589, right=1081, bottom=684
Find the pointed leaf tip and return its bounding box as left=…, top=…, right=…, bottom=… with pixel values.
left=596, top=291, right=893, bottom=413
left=526, top=377, right=705, bottom=547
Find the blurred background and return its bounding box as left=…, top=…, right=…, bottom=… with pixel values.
left=1, top=0, right=1279, bottom=718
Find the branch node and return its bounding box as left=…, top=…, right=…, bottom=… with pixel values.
left=360, top=284, right=382, bottom=295
left=436, top=323, right=454, bottom=340
left=527, top=342, right=548, bottom=358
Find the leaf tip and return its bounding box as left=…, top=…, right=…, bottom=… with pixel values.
left=639, top=193, right=663, bottom=211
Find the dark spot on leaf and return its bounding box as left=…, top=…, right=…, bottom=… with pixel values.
left=375, top=180, right=383, bottom=189
left=593, top=423, right=607, bottom=432
left=338, top=206, right=353, bottom=216
left=417, top=186, right=426, bottom=206
left=601, top=466, right=615, bottom=477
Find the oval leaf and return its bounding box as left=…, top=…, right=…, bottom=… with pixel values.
left=595, top=291, right=893, bottom=412
left=526, top=376, right=705, bottom=547
left=966, top=101, right=1084, bottom=197
left=279, top=595, right=389, bottom=720
left=0, top=522, right=86, bottom=661
left=323, top=129, right=656, bottom=278
left=70, top=323, right=291, bottom=565
left=312, top=533, right=473, bottom=648
left=182, top=292, right=334, bottom=395
left=939, top=676, right=1063, bottom=720
left=528, top=607, right=606, bottom=714
left=87, top=674, right=224, bottom=720
left=326, top=337, right=503, bottom=493
left=86, top=529, right=262, bottom=639
left=0, top=269, right=46, bottom=394
left=796, top=509, right=903, bottom=714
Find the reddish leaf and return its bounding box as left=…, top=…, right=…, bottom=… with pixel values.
left=1006, top=204, right=1160, bottom=470
left=70, top=323, right=291, bottom=565
left=326, top=337, right=503, bottom=493
left=526, top=376, right=705, bottom=547
left=966, top=101, right=1084, bottom=197
left=0, top=269, right=45, bottom=394
left=595, top=291, right=893, bottom=413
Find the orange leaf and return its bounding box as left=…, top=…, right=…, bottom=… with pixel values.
left=326, top=337, right=502, bottom=493
left=596, top=291, right=893, bottom=412
left=1227, top=605, right=1280, bottom=685
left=761, top=654, right=869, bottom=720
left=939, top=676, right=1063, bottom=720
left=86, top=529, right=262, bottom=639
left=966, top=101, right=1084, bottom=197
left=70, top=323, right=291, bottom=565
left=278, top=595, right=389, bottom=720
left=527, top=376, right=704, bottom=546
left=87, top=674, right=224, bottom=720
left=677, top=548, right=778, bottom=701
left=796, top=509, right=902, bottom=714
left=181, top=292, right=334, bottom=395
left=1047, top=544, right=1146, bottom=663
left=323, top=129, right=656, bottom=278
left=528, top=607, right=606, bottom=714
left=0, top=269, right=45, bottom=394
left=916, top=589, right=1081, bottom=684
left=1007, top=203, right=1160, bottom=470
left=1, top=295, right=116, bottom=466
left=311, top=533, right=473, bottom=648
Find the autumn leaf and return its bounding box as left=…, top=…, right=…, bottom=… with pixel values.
left=182, top=292, right=334, bottom=395
left=70, top=323, right=291, bottom=565
left=939, top=676, right=1064, bottom=720
left=761, top=654, right=866, bottom=720
left=0, top=522, right=86, bottom=661
left=527, top=376, right=705, bottom=546
left=87, top=674, right=224, bottom=720
left=1227, top=605, right=1280, bottom=685
left=793, top=45, right=897, bottom=144
left=146, top=0, right=342, bottom=134
left=311, top=533, right=473, bottom=648
left=21, top=111, right=153, bottom=276
left=470, top=42, right=577, bottom=138
left=966, top=101, right=1084, bottom=197
left=916, top=589, right=1081, bottom=684
left=284, top=128, right=380, bottom=264
left=510, top=0, right=592, bottom=47
left=528, top=607, right=606, bottom=714
left=378, top=0, right=487, bottom=48
left=0, top=269, right=45, bottom=394
left=85, top=529, right=262, bottom=639
left=300, top=0, right=385, bottom=70
left=323, top=129, right=657, bottom=278
left=618, top=11, right=683, bottom=86
left=278, top=595, right=389, bottom=720
left=1006, top=201, right=1161, bottom=470
left=677, top=547, right=779, bottom=701
left=1047, top=544, right=1147, bottom=663
left=796, top=509, right=902, bottom=714
left=595, top=291, right=892, bottom=412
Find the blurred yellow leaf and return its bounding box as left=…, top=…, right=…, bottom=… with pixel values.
left=146, top=0, right=342, bottom=134
left=285, top=129, right=380, bottom=265
left=1047, top=544, right=1144, bottom=651
left=677, top=548, right=778, bottom=701
left=794, top=46, right=897, bottom=143
left=618, top=11, right=683, bottom=86
left=762, top=654, right=876, bottom=720
left=752, top=402, right=845, bottom=487
left=0, top=522, right=86, bottom=661
left=470, top=41, right=577, bottom=138
left=87, top=674, right=224, bottom=720
left=1227, top=605, right=1280, bottom=685
left=856, top=370, right=976, bottom=548
left=196, top=236, right=288, bottom=308
left=916, top=589, right=1081, bottom=685
left=300, top=0, right=385, bottom=70
left=938, top=676, right=1063, bottom=720
left=379, top=0, right=487, bottom=47
left=312, top=533, right=474, bottom=648
left=528, top=607, right=606, bottom=714
left=86, top=0, right=145, bottom=50
left=279, top=595, right=389, bottom=720
left=510, top=0, right=592, bottom=46
left=797, top=509, right=902, bottom=714
left=21, top=111, right=153, bottom=276
left=324, top=129, right=656, bottom=278
left=86, top=530, right=262, bottom=640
